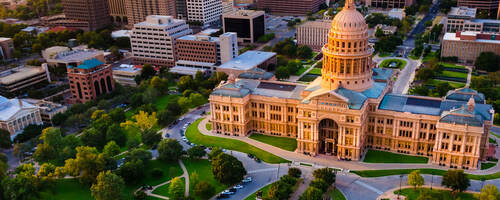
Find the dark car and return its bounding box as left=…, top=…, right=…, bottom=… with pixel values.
left=229, top=188, right=237, bottom=193
left=254, top=157, right=261, bottom=163
left=217, top=194, right=230, bottom=199
left=247, top=153, right=254, bottom=158
left=165, top=133, right=170, bottom=138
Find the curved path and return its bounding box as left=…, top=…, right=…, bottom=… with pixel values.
left=198, top=117, right=500, bottom=175
left=144, top=159, right=190, bottom=199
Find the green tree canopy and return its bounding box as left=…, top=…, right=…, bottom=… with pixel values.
left=474, top=184, right=500, bottom=200
left=169, top=177, right=185, bottom=200
left=408, top=170, right=424, bottom=190
left=158, top=139, right=184, bottom=162
left=313, top=168, right=336, bottom=185
left=91, top=171, right=125, bottom=200
left=211, top=153, right=247, bottom=185
left=299, top=187, right=323, bottom=200
left=63, top=146, right=106, bottom=184
left=441, top=169, right=470, bottom=197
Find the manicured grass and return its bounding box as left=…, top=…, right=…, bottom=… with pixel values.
left=489, top=137, right=497, bottom=144
left=426, top=79, right=465, bottom=88
left=244, top=182, right=274, bottom=200
left=395, top=188, right=476, bottom=200
left=363, top=150, right=429, bottom=164
left=206, top=123, right=212, bottom=131
left=298, top=74, right=319, bottom=82
left=378, top=52, right=391, bottom=57
left=249, top=133, right=297, bottom=151
left=440, top=70, right=468, bottom=79
left=380, top=59, right=407, bottom=69
left=352, top=167, right=500, bottom=180
left=308, top=68, right=322, bottom=75
left=153, top=94, right=181, bottom=110
left=491, top=132, right=500, bottom=139
left=481, top=162, right=496, bottom=170
left=409, top=54, right=420, bottom=60
left=152, top=177, right=185, bottom=197
left=185, top=118, right=289, bottom=164
left=40, top=179, right=92, bottom=200
left=182, top=158, right=226, bottom=200
left=422, top=51, right=437, bottom=62
left=440, top=62, right=466, bottom=69
left=295, top=65, right=311, bottom=76
left=329, top=189, right=346, bottom=200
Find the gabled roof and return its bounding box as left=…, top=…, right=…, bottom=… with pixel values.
left=0, top=96, right=38, bottom=121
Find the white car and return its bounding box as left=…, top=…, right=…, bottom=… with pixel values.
left=182, top=136, right=187, bottom=141
left=242, top=177, right=252, bottom=183
left=221, top=190, right=234, bottom=195
left=233, top=185, right=244, bottom=189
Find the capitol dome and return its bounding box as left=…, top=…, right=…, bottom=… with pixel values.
left=320, top=0, right=374, bottom=92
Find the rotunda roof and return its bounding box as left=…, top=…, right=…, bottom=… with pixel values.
left=331, top=1, right=367, bottom=32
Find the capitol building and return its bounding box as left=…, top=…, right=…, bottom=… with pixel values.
left=208, top=0, right=494, bottom=169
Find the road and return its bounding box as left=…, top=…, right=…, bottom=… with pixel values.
left=402, top=2, right=440, bottom=48
left=373, top=55, right=419, bottom=94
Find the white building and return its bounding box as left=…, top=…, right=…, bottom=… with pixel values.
left=112, top=64, right=142, bottom=87
left=0, top=96, right=42, bottom=137
left=130, top=15, right=192, bottom=67
left=186, top=0, right=223, bottom=28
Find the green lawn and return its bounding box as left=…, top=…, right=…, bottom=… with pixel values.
left=380, top=59, right=407, bottom=69
left=206, top=123, right=212, bottom=131
left=489, top=137, right=497, bottom=144
left=363, top=150, right=429, bottom=164
left=352, top=167, right=500, bottom=180
left=185, top=118, right=289, bottom=164
left=409, top=54, right=420, bottom=60
left=152, top=177, right=185, bottom=197
left=298, top=74, right=319, bottom=82
left=308, top=68, right=322, bottom=75
left=422, top=51, right=437, bottom=62
left=40, top=179, right=93, bottom=200
left=295, top=65, right=312, bottom=76
left=329, top=189, right=346, bottom=200
left=249, top=133, right=297, bottom=151
left=440, top=62, right=466, bottom=69
left=426, top=79, right=466, bottom=88
left=440, top=70, right=468, bottom=79
left=491, top=132, right=500, bottom=139
left=395, top=188, right=476, bottom=200
left=153, top=94, right=181, bottom=110
left=182, top=158, right=227, bottom=200
left=481, top=162, right=496, bottom=170
left=244, top=182, right=274, bottom=200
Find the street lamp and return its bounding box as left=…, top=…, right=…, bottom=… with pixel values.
left=398, top=174, right=404, bottom=200
left=430, top=172, right=434, bottom=190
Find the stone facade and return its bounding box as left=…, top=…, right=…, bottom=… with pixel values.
left=441, top=31, right=500, bottom=64
left=209, top=0, right=494, bottom=170
left=297, top=20, right=331, bottom=51
left=67, top=59, right=114, bottom=104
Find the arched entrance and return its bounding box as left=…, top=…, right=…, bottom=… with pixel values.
left=318, top=119, right=339, bottom=155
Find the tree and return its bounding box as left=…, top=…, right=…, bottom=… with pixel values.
left=187, top=146, right=206, bottom=159
left=125, top=148, right=152, bottom=163
left=141, top=128, right=162, bottom=147
left=14, top=124, right=43, bottom=143
left=157, top=110, right=176, bottom=126
left=91, top=171, right=125, bottom=200
left=64, top=146, right=106, bottom=184
left=103, top=141, right=120, bottom=157
left=121, top=111, right=158, bottom=132
left=178, top=96, right=192, bottom=110
left=375, top=27, right=384, bottom=38
left=38, top=163, right=56, bottom=177
left=474, top=184, right=500, bottom=200
left=34, top=127, right=64, bottom=162
left=299, top=187, right=323, bottom=200
left=441, top=170, right=470, bottom=198
left=194, top=181, right=215, bottom=199
left=158, top=139, right=184, bottom=162
left=211, top=153, right=247, bottom=185
left=140, top=64, right=156, bottom=80
left=475, top=52, right=500, bottom=72
left=169, top=177, right=185, bottom=200
left=267, top=181, right=293, bottom=200
left=2, top=164, right=40, bottom=200
left=297, top=45, right=313, bottom=59
left=275, top=66, right=290, bottom=80
left=189, top=93, right=206, bottom=106
left=208, top=147, right=223, bottom=160
left=106, top=124, right=127, bottom=147
left=166, top=101, right=182, bottom=116
left=408, top=170, right=424, bottom=190
left=0, top=128, right=12, bottom=149
left=117, top=159, right=144, bottom=184
left=313, top=168, right=336, bottom=185
left=309, top=179, right=328, bottom=192
left=415, top=68, right=435, bottom=81
left=288, top=167, right=302, bottom=178
left=108, top=108, right=126, bottom=123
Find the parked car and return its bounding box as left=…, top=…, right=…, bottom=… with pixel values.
left=221, top=190, right=234, bottom=195
left=233, top=184, right=244, bottom=189
left=182, top=136, right=187, bottom=141
left=229, top=188, right=237, bottom=193
left=165, top=133, right=170, bottom=138
left=247, top=153, right=254, bottom=158
left=216, top=194, right=230, bottom=199
left=254, top=157, right=261, bottom=163
left=242, top=177, right=252, bottom=183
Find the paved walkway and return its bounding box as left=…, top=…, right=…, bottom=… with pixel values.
left=465, top=65, right=473, bottom=87
left=288, top=60, right=322, bottom=82
left=144, top=159, right=190, bottom=199
left=377, top=185, right=478, bottom=200
left=198, top=117, right=500, bottom=175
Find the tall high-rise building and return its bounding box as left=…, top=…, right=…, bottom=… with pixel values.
left=186, top=0, right=223, bottom=27
left=175, top=0, right=188, bottom=19
left=62, top=0, right=111, bottom=31
left=67, top=58, right=114, bottom=104
left=108, top=0, right=128, bottom=24
left=130, top=15, right=192, bottom=67
left=297, top=20, right=331, bottom=51
left=363, top=0, right=414, bottom=8
left=222, top=10, right=265, bottom=43
left=256, top=0, right=323, bottom=15
left=125, top=0, right=177, bottom=26
left=458, top=0, right=499, bottom=16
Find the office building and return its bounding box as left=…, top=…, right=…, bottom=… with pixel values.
left=0, top=65, right=51, bottom=97
left=458, top=0, right=499, bottom=14
left=112, top=64, right=142, bottom=87
left=257, top=0, right=324, bottom=15
left=124, top=0, right=177, bottom=26
left=130, top=15, right=192, bottom=67
left=67, top=58, right=114, bottom=103
left=441, top=31, right=500, bottom=64
left=222, top=10, right=264, bottom=43
left=186, top=0, right=223, bottom=27
left=23, top=99, right=67, bottom=125
left=171, top=32, right=238, bottom=75
left=43, top=47, right=106, bottom=68
left=297, top=20, right=331, bottom=51
left=209, top=0, right=494, bottom=170
left=222, top=0, right=236, bottom=14
left=60, top=0, right=111, bottom=31
left=0, top=96, right=42, bottom=136
left=176, top=0, right=188, bottom=19
left=216, top=50, right=276, bottom=76
left=0, top=37, right=14, bottom=60
left=446, top=7, right=500, bottom=33
left=364, top=0, right=414, bottom=8
left=108, top=0, right=127, bottom=24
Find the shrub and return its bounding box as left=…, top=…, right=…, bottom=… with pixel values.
left=288, top=167, right=302, bottom=178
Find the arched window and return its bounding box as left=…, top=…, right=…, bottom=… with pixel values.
left=94, top=81, right=101, bottom=96
left=106, top=76, right=113, bottom=92
left=76, top=82, right=82, bottom=99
